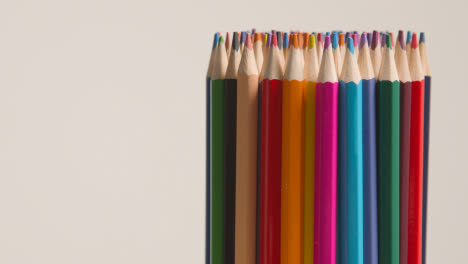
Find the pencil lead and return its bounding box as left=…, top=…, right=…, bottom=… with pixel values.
left=389, top=32, right=394, bottom=48
left=232, top=31, right=240, bottom=51
left=219, top=35, right=225, bottom=46
left=398, top=30, right=405, bottom=50
left=411, top=33, right=418, bottom=49
left=308, top=34, right=316, bottom=50
left=271, top=33, right=278, bottom=47
left=317, top=32, right=323, bottom=43
left=324, top=35, right=331, bottom=50
left=360, top=33, right=367, bottom=49
left=347, top=37, right=355, bottom=54
left=291, top=34, right=299, bottom=49
left=419, top=32, right=425, bottom=44
left=371, top=31, right=380, bottom=50
left=339, top=33, right=345, bottom=47
left=266, top=33, right=272, bottom=47
left=225, top=32, right=230, bottom=48
left=406, top=31, right=412, bottom=45
left=367, top=32, right=372, bottom=46
left=332, top=32, right=338, bottom=50
left=283, top=32, right=289, bottom=50
left=386, top=33, right=392, bottom=50
left=254, top=32, right=262, bottom=42
left=352, top=34, right=358, bottom=49
left=213, top=32, right=219, bottom=50
left=245, top=33, right=253, bottom=50
left=277, top=32, right=283, bottom=49
left=240, top=32, right=246, bottom=45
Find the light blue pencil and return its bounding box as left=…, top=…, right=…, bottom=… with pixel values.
left=338, top=38, right=364, bottom=264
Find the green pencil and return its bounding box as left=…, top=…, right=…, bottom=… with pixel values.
left=211, top=36, right=227, bottom=264
left=377, top=34, right=400, bottom=264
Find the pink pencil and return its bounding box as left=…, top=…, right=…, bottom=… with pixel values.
left=314, top=36, right=338, bottom=264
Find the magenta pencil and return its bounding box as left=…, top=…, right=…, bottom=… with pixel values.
left=314, top=35, right=338, bottom=264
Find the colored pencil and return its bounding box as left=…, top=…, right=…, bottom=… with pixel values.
left=358, top=33, right=378, bottom=264
left=211, top=35, right=228, bottom=264
left=206, top=32, right=219, bottom=264
left=260, top=34, right=284, bottom=264
left=332, top=32, right=343, bottom=77
left=377, top=34, right=400, bottom=264
left=314, top=35, right=338, bottom=264
left=367, top=32, right=372, bottom=47
left=407, top=33, right=424, bottom=264
left=419, top=32, right=431, bottom=264
left=338, top=37, right=364, bottom=264
left=370, top=31, right=382, bottom=77
left=240, top=32, right=246, bottom=55
left=395, top=29, right=412, bottom=264
left=281, top=34, right=305, bottom=264
left=235, top=34, right=259, bottom=264
left=254, top=33, right=264, bottom=73
left=259, top=33, right=271, bottom=83
left=304, top=34, right=319, bottom=264
left=223, top=32, right=240, bottom=264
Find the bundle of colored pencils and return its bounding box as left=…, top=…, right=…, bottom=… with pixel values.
left=205, top=29, right=431, bottom=264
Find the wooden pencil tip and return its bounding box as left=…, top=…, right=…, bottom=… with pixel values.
left=283, top=32, right=289, bottom=49
left=245, top=33, right=253, bottom=49
left=411, top=32, right=418, bottom=49
left=291, top=34, right=299, bottom=49
left=352, top=34, right=358, bottom=48
left=240, top=32, right=246, bottom=44
left=266, top=33, right=272, bottom=47
left=218, top=36, right=225, bottom=45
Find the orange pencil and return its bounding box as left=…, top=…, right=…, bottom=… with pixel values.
left=281, top=34, right=305, bottom=264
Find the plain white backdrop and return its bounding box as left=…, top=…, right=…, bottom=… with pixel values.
left=0, top=0, right=466, bottom=263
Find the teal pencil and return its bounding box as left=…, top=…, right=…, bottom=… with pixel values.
left=338, top=38, right=364, bottom=264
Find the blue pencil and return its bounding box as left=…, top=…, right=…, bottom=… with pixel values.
left=359, top=33, right=378, bottom=264
left=338, top=38, right=364, bottom=264
left=206, top=32, right=219, bottom=264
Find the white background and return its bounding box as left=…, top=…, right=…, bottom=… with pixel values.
left=0, top=0, right=466, bottom=263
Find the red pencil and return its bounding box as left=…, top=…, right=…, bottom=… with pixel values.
left=260, top=33, right=284, bottom=264
left=407, top=33, right=425, bottom=264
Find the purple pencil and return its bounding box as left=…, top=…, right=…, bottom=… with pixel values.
left=314, top=36, right=338, bottom=264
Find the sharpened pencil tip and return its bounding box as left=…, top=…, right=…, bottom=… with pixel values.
left=347, top=37, right=354, bottom=54
left=218, top=36, right=224, bottom=45
left=212, top=32, right=219, bottom=50
left=332, top=32, right=338, bottom=49
left=232, top=32, right=239, bottom=51
left=240, top=32, right=246, bottom=44
left=308, top=34, right=316, bottom=50
left=291, top=34, right=299, bottom=49
left=254, top=33, right=262, bottom=42
left=419, top=32, right=425, bottom=44
left=339, top=33, right=345, bottom=46
left=406, top=31, right=412, bottom=45
left=283, top=32, right=289, bottom=49
left=317, top=32, right=323, bottom=43
left=386, top=33, right=392, bottom=49
left=398, top=30, right=405, bottom=50
left=266, top=33, right=272, bottom=47
left=411, top=33, right=418, bottom=49
left=360, top=33, right=367, bottom=49
left=245, top=33, right=252, bottom=49
left=272, top=34, right=278, bottom=47
left=324, top=35, right=331, bottom=50
left=371, top=31, right=380, bottom=50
